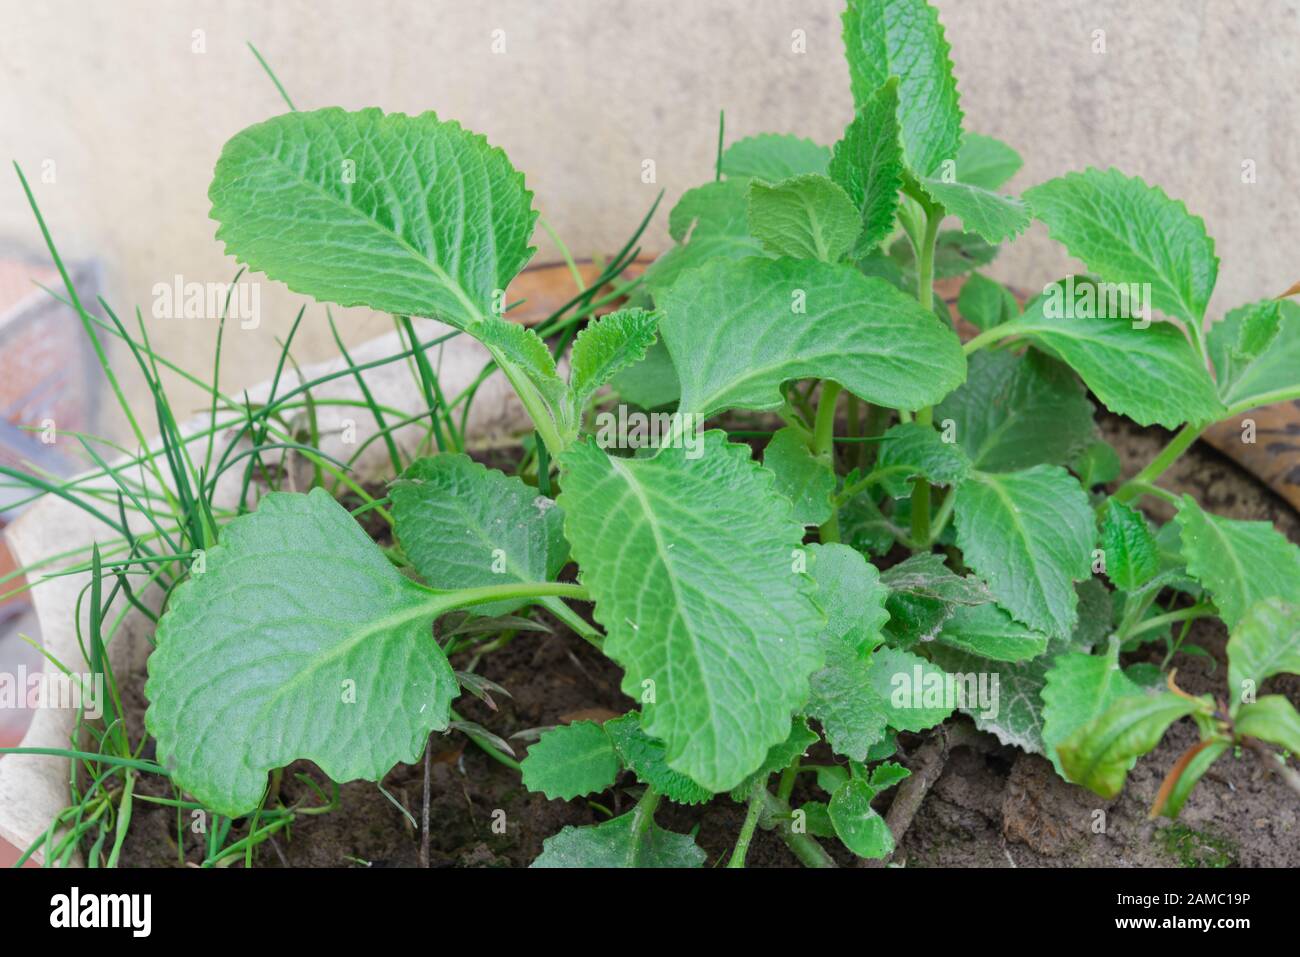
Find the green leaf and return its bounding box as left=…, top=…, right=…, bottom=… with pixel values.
left=145, top=489, right=461, bottom=817
left=873, top=421, right=971, bottom=498
left=880, top=552, right=991, bottom=648
left=869, top=760, right=912, bottom=792
left=1100, top=500, right=1160, bottom=591
left=1071, top=439, right=1122, bottom=488
left=558, top=433, right=824, bottom=791
left=1157, top=737, right=1231, bottom=819
left=1175, top=497, right=1300, bottom=629
left=641, top=232, right=766, bottom=299
left=721, top=133, right=831, bottom=182
left=531, top=809, right=706, bottom=868
left=602, top=713, right=713, bottom=805
left=209, top=108, right=535, bottom=329
left=520, top=721, right=621, bottom=801
left=1024, top=168, right=1218, bottom=328
left=391, top=454, right=567, bottom=616
left=1041, top=637, right=1146, bottom=777
left=829, top=776, right=894, bottom=859
left=1234, top=696, right=1300, bottom=754
left=659, top=256, right=965, bottom=417
left=763, top=427, right=836, bottom=526
left=748, top=174, right=862, bottom=262
left=841, top=0, right=963, bottom=177
left=610, top=338, right=680, bottom=410
left=1058, top=692, right=1207, bottom=799
left=1000, top=280, right=1223, bottom=428
left=917, top=177, right=1030, bottom=244
left=869, top=645, right=955, bottom=732
left=1225, top=599, right=1300, bottom=712
left=808, top=638, right=889, bottom=761
left=570, top=308, right=660, bottom=409
left=828, top=78, right=905, bottom=253
left=953, top=466, right=1094, bottom=639
left=809, top=543, right=890, bottom=654
left=603, top=716, right=710, bottom=805
left=1208, top=299, right=1300, bottom=412
left=955, top=133, right=1022, bottom=190
left=936, top=350, right=1095, bottom=472
left=474, top=318, right=569, bottom=411
left=729, top=717, right=819, bottom=800
left=957, top=272, right=1019, bottom=331
left=668, top=178, right=753, bottom=241
left=936, top=602, right=1049, bottom=663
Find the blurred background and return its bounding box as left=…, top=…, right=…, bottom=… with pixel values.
left=0, top=0, right=1298, bottom=755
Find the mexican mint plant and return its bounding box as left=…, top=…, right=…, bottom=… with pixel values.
left=143, top=0, right=1300, bottom=867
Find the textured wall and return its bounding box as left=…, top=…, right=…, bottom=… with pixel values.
left=1, top=0, right=1297, bottom=434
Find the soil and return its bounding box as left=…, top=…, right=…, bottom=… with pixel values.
left=115, top=416, right=1300, bottom=868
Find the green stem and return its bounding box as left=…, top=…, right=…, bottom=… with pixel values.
left=628, top=787, right=662, bottom=864
left=927, top=487, right=956, bottom=545
left=908, top=209, right=942, bottom=548
left=758, top=790, right=837, bottom=868
left=961, top=322, right=1021, bottom=356
left=1114, top=423, right=1203, bottom=504
left=1122, top=602, right=1215, bottom=642
left=813, top=382, right=843, bottom=544
left=728, top=778, right=767, bottom=868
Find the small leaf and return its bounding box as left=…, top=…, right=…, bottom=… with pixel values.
left=936, top=602, right=1049, bottom=663
left=1225, top=599, right=1300, bottom=714
left=1176, top=498, right=1300, bottom=630
left=829, top=776, right=894, bottom=859
left=872, top=422, right=971, bottom=498
left=391, top=454, right=567, bottom=616
left=917, top=177, right=1030, bottom=244
left=953, top=466, right=1095, bottom=639
left=531, top=810, right=706, bottom=868
left=603, top=713, right=713, bottom=805
left=828, top=77, right=905, bottom=253
left=809, top=543, right=890, bottom=654
left=748, top=174, right=862, bottom=262
left=957, top=272, right=1019, bottom=331
left=1153, top=737, right=1231, bottom=819
left=1100, top=500, right=1160, bottom=591
left=1058, top=692, right=1207, bottom=799
left=721, top=133, right=831, bottom=182
left=954, top=134, right=1022, bottom=191
left=763, top=427, right=836, bottom=526
left=474, top=318, right=569, bottom=412
left=668, top=178, right=752, bottom=241
left=658, top=256, right=965, bottom=417
left=520, top=721, right=621, bottom=801
left=1071, top=439, right=1122, bottom=488
left=1025, top=168, right=1219, bottom=328
left=1207, top=299, right=1300, bottom=412
left=1234, top=696, right=1300, bottom=754
left=570, top=308, right=660, bottom=409
left=841, top=0, right=963, bottom=177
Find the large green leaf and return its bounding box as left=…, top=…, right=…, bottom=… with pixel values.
left=1207, top=299, right=1300, bottom=412
left=936, top=349, right=1095, bottom=472
left=641, top=232, right=766, bottom=299
left=520, top=721, right=621, bottom=801
left=658, top=256, right=965, bottom=417
left=1024, top=168, right=1219, bottom=329
left=1225, top=599, right=1300, bottom=713
left=721, top=133, right=831, bottom=182
left=146, top=489, right=469, bottom=817
left=558, top=433, right=824, bottom=791
left=998, top=281, right=1223, bottom=427
left=1041, top=637, right=1146, bottom=776
left=531, top=809, right=705, bottom=868
left=953, top=466, right=1094, bottom=639
left=828, top=78, right=905, bottom=253
left=209, top=108, right=535, bottom=329
left=748, top=174, right=862, bottom=262
left=390, top=454, right=568, bottom=616
left=1175, top=497, right=1300, bottom=629
left=841, top=0, right=963, bottom=177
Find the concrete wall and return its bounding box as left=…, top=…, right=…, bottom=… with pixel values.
left=2, top=0, right=1297, bottom=434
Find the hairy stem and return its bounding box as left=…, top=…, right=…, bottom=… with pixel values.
left=728, top=778, right=767, bottom=868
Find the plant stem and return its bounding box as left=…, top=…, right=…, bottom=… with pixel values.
left=1114, top=423, right=1204, bottom=504
left=813, top=382, right=843, bottom=543
left=1122, top=601, right=1215, bottom=642
left=908, top=208, right=942, bottom=548
left=728, top=778, right=767, bottom=868
left=758, top=790, right=837, bottom=868
left=628, top=786, right=662, bottom=864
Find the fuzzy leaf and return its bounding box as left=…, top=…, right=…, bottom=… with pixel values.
left=873, top=421, right=971, bottom=498
left=953, top=466, right=1094, bottom=639
left=520, top=721, right=621, bottom=800
left=602, top=713, right=713, bottom=805
left=955, top=134, right=1022, bottom=190
left=1100, top=500, right=1160, bottom=591
left=570, top=308, right=660, bottom=408
left=936, top=602, right=1049, bottom=663
left=829, top=776, right=894, bottom=859
left=809, top=543, right=890, bottom=654
left=748, top=174, right=862, bottom=262
left=145, top=489, right=462, bottom=817
left=1234, top=696, right=1300, bottom=754
left=721, top=133, right=831, bottom=181
left=610, top=338, right=680, bottom=410
left=531, top=810, right=706, bottom=868
left=391, top=454, right=567, bottom=616
left=1175, top=498, right=1300, bottom=630
left=869, top=645, right=954, bottom=731
left=668, top=178, right=752, bottom=241
left=1041, top=637, right=1146, bottom=776
left=474, top=318, right=568, bottom=409
left=1207, top=299, right=1300, bottom=412
left=558, top=433, right=824, bottom=791
left=808, top=639, right=890, bottom=761
left=659, top=256, right=965, bottom=417
left=841, top=0, right=963, bottom=177
left=763, top=427, right=836, bottom=526
left=1225, top=599, right=1300, bottom=713
left=209, top=108, right=535, bottom=329
left=937, top=350, right=1095, bottom=473
left=957, top=272, right=1019, bottom=331
left=918, top=177, right=1030, bottom=244
left=828, top=78, right=905, bottom=253
left=1025, top=168, right=1219, bottom=328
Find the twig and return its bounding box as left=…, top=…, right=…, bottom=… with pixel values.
left=1243, top=738, right=1300, bottom=798
left=420, top=735, right=433, bottom=868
